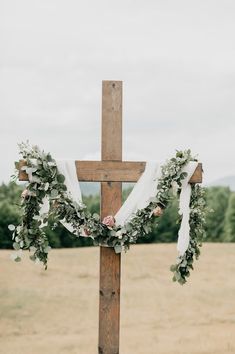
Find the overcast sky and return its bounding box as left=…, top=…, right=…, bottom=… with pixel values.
left=1, top=0, right=235, bottom=184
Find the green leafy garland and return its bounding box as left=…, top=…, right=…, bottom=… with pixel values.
left=9, top=142, right=207, bottom=284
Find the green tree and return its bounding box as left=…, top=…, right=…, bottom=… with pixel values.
left=223, top=193, right=235, bottom=241
left=136, top=196, right=180, bottom=244
left=1, top=182, right=233, bottom=249
left=0, top=182, right=23, bottom=249
left=205, top=187, right=231, bottom=241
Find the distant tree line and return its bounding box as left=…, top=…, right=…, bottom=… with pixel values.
left=0, top=182, right=234, bottom=250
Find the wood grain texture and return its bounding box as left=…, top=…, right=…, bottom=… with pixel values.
left=18, top=160, right=203, bottom=183
left=101, top=81, right=122, bottom=161
left=99, top=81, right=122, bottom=354
left=99, top=183, right=121, bottom=354
left=75, top=161, right=145, bottom=182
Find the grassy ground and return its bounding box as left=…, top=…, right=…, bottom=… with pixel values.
left=0, top=243, right=235, bottom=354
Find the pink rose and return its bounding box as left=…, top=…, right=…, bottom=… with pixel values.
left=21, top=189, right=29, bottom=199
left=152, top=206, right=163, bottom=217
left=102, top=215, right=116, bottom=228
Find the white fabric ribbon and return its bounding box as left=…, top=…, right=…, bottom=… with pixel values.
left=177, top=161, right=198, bottom=255
left=56, top=160, right=82, bottom=203
left=38, top=160, right=83, bottom=233
left=115, top=161, right=161, bottom=226
left=38, top=159, right=198, bottom=256
left=56, top=160, right=83, bottom=234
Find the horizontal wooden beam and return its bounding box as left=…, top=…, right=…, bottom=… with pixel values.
left=18, top=160, right=202, bottom=183
left=75, top=161, right=145, bottom=182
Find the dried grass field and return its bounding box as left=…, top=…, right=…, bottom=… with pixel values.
left=0, top=243, right=235, bottom=354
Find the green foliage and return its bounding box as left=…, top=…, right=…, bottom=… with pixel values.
left=137, top=197, right=179, bottom=244
left=6, top=143, right=235, bottom=282
left=205, top=187, right=230, bottom=241
left=83, top=194, right=100, bottom=214
left=0, top=181, right=24, bottom=204
left=223, top=193, right=235, bottom=241
left=0, top=182, right=22, bottom=249
left=2, top=183, right=234, bottom=250
left=8, top=142, right=205, bottom=285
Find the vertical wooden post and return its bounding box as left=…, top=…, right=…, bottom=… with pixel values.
left=98, top=81, right=122, bottom=354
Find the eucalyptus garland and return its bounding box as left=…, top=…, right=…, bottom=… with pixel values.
left=9, top=142, right=207, bottom=284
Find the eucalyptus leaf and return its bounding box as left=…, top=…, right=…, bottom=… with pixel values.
left=57, top=174, right=65, bottom=183
left=51, top=189, right=59, bottom=198
left=114, top=244, right=122, bottom=253
left=8, top=224, right=15, bottom=231
left=93, top=213, right=100, bottom=221
left=13, top=242, right=20, bottom=250
left=170, top=264, right=177, bottom=272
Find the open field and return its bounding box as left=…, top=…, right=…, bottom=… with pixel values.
left=0, top=243, right=235, bottom=354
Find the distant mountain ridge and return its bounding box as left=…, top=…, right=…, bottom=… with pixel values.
left=208, top=176, right=235, bottom=191
left=80, top=177, right=235, bottom=196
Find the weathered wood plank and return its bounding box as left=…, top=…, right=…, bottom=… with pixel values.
left=101, top=80, right=122, bottom=161
left=99, top=81, right=122, bottom=354
left=99, top=183, right=121, bottom=354
left=189, top=163, right=203, bottom=183
left=76, top=160, right=145, bottom=182
left=18, top=160, right=203, bottom=183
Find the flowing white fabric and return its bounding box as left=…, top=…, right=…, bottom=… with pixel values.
left=56, top=160, right=83, bottom=234
left=38, top=158, right=198, bottom=256
left=177, top=161, right=198, bottom=255
left=115, top=161, right=161, bottom=226
left=56, top=160, right=82, bottom=204
left=38, top=160, right=83, bottom=233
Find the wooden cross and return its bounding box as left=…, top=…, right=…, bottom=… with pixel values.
left=19, top=80, right=202, bottom=354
